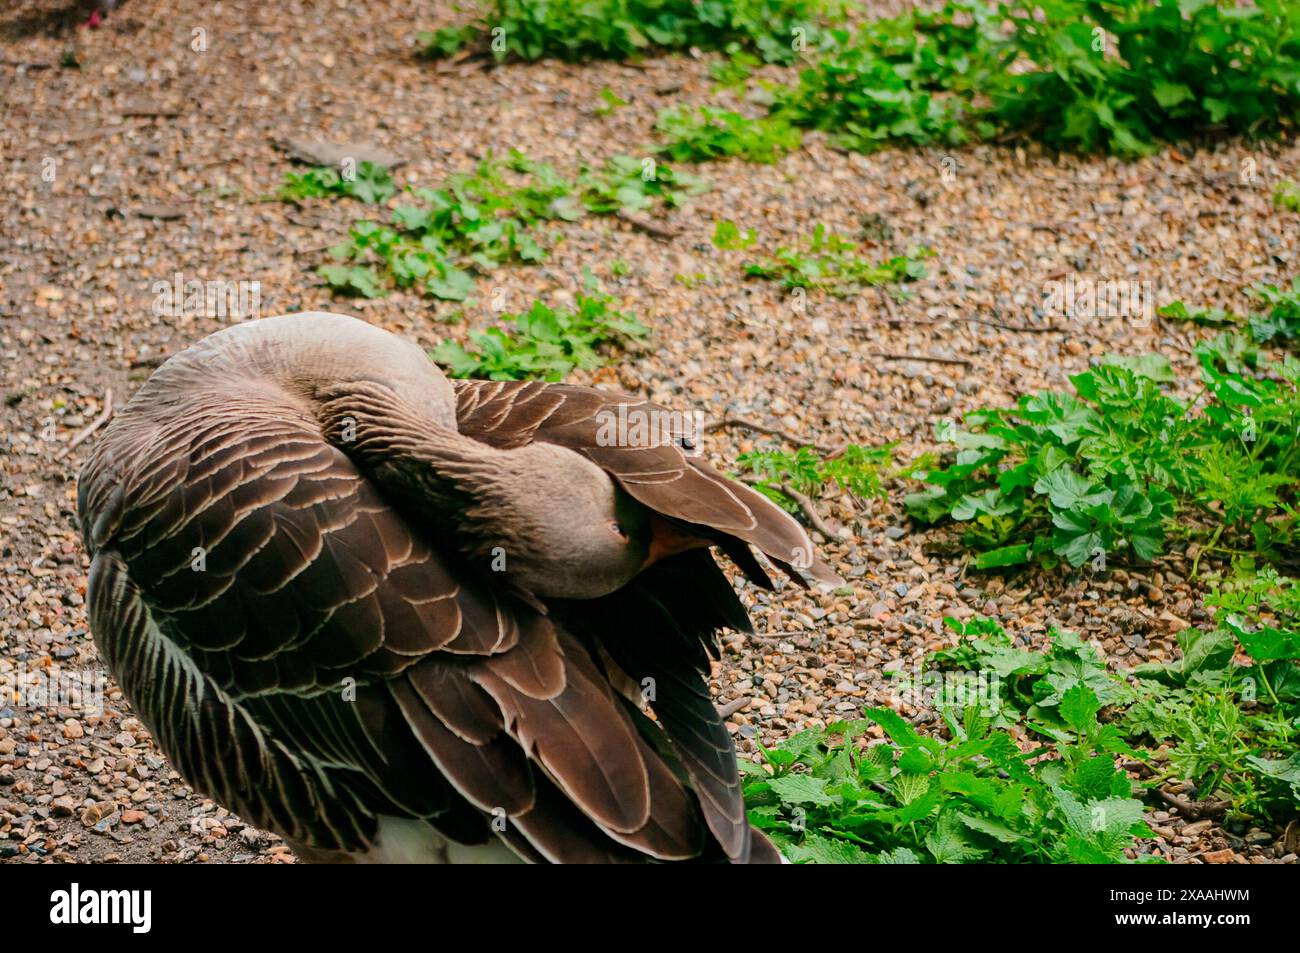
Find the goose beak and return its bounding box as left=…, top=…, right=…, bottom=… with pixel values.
left=644, top=516, right=709, bottom=569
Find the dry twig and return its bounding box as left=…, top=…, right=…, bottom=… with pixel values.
left=782, top=483, right=845, bottom=540
left=616, top=210, right=680, bottom=241
left=60, top=389, right=114, bottom=458
left=867, top=351, right=973, bottom=367
left=717, top=697, right=752, bottom=718
left=704, top=415, right=843, bottom=455
left=1156, top=787, right=1231, bottom=820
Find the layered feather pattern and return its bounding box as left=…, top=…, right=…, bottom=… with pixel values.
left=78, top=312, right=830, bottom=863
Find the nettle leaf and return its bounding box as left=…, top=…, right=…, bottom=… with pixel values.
left=785, top=833, right=872, bottom=865
left=1088, top=797, right=1146, bottom=837
left=1060, top=682, right=1101, bottom=734
left=768, top=774, right=839, bottom=807
left=1152, top=81, right=1193, bottom=109
left=1100, top=353, right=1176, bottom=383
left=758, top=746, right=796, bottom=769
left=892, top=771, right=931, bottom=806
left=874, top=846, right=921, bottom=864
left=925, top=813, right=984, bottom=863
left=897, top=786, right=942, bottom=823
left=1071, top=755, right=1121, bottom=801
left=1050, top=784, right=1093, bottom=836
left=866, top=707, right=923, bottom=748
left=956, top=811, right=1024, bottom=844
left=898, top=746, right=932, bottom=774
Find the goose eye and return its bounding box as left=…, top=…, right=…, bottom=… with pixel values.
left=608, top=521, right=629, bottom=542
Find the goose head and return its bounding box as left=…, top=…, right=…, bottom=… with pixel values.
left=454, top=442, right=704, bottom=600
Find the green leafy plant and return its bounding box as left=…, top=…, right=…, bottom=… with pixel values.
left=577, top=154, right=708, bottom=215
left=655, top=106, right=802, bottom=164
left=1160, top=277, right=1300, bottom=350
left=430, top=292, right=647, bottom=380
left=932, top=610, right=1299, bottom=823
left=709, top=48, right=762, bottom=89
left=1246, top=278, right=1300, bottom=346
left=419, top=0, right=848, bottom=65
left=280, top=162, right=397, bottom=204
left=711, top=219, right=757, bottom=251
left=736, top=444, right=895, bottom=512
left=1274, top=180, right=1300, bottom=212
left=596, top=86, right=630, bottom=115
left=737, top=224, right=933, bottom=297
left=764, top=0, right=1300, bottom=158
left=909, top=611, right=1298, bottom=838
left=907, top=345, right=1300, bottom=571
left=1157, top=300, right=1242, bottom=328
left=928, top=617, right=1137, bottom=731
left=1123, top=572, right=1300, bottom=818
left=744, top=691, right=1152, bottom=863
left=309, top=151, right=706, bottom=301
left=768, top=3, right=1004, bottom=152
left=992, top=0, right=1300, bottom=156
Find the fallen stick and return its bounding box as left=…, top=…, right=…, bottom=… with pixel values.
left=716, top=697, right=752, bottom=719
left=737, top=474, right=844, bottom=539
left=704, top=415, right=843, bottom=455
left=121, top=104, right=182, bottom=118
left=1155, top=787, right=1231, bottom=820
left=61, top=119, right=150, bottom=145
left=876, top=285, right=899, bottom=322
left=956, top=316, right=1069, bottom=334
left=780, top=483, right=847, bottom=541
left=867, top=351, right=973, bottom=367
left=616, top=210, right=680, bottom=241
left=60, top=389, right=114, bottom=458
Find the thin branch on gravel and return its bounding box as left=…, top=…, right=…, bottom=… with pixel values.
left=120, top=104, right=181, bottom=119
left=780, top=483, right=847, bottom=541
left=61, top=119, right=150, bottom=144
left=704, top=416, right=844, bottom=455
left=430, top=38, right=496, bottom=75
left=616, top=210, right=680, bottom=241
left=737, top=474, right=845, bottom=539
left=717, top=697, right=752, bottom=718
left=1156, top=787, right=1231, bottom=820
left=1, top=58, right=53, bottom=70
left=60, top=389, right=114, bottom=458
left=867, top=351, right=973, bottom=367
left=875, top=285, right=899, bottom=322
left=955, top=316, right=1069, bottom=334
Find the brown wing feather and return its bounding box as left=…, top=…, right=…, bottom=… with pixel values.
left=450, top=380, right=817, bottom=863
left=450, top=379, right=841, bottom=585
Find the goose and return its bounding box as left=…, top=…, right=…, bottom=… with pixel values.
left=77, top=311, right=839, bottom=863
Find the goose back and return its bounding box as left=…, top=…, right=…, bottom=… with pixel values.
left=78, top=313, right=823, bottom=862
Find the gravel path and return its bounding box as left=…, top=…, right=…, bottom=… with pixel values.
left=1, top=0, right=1295, bottom=863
